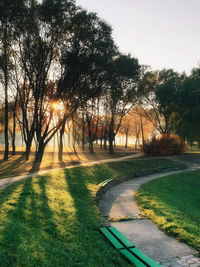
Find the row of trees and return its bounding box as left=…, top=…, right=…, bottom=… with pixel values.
left=0, top=0, right=141, bottom=166
left=1, top=0, right=200, bottom=166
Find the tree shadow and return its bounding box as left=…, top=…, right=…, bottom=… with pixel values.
left=63, top=167, right=127, bottom=266
left=30, top=160, right=42, bottom=173
left=0, top=164, right=131, bottom=266
left=0, top=175, right=69, bottom=266
left=0, top=155, right=26, bottom=178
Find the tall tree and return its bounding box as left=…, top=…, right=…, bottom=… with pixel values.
left=139, top=69, right=181, bottom=134
left=105, top=54, right=140, bottom=153
left=58, top=10, right=116, bottom=158
left=0, top=0, right=24, bottom=160
left=16, top=0, right=76, bottom=163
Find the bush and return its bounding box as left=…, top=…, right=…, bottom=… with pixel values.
left=142, top=134, right=186, bottom=156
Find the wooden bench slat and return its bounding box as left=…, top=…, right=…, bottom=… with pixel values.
left=100, top=226, right=161, bottom=267
left=130, top=248, right=161, bottom=267
left=100, top=227, right=124, bottom=249
left=108, top=226, right=135, bottom=248
left=120, top=249, right=147, bottom=267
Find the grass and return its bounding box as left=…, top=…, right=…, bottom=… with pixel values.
left=0, top=158, right=184, bottom=266
left=0, top=145, right=136, bottom=179
left=137, top=170, right=200, bottom=251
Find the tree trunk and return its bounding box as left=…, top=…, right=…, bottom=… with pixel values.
left=109, top=139, right=114, bottom=154
left=104, top=136, right=107, bottom=150
left=72, top=120, right=76, bottom=150
left=82, top=111, right=85, bottom=151
left=89, top=140, right=94, bottom=153
left=12, top=112, right=16, bottom=155
left=108, top=116, right=115, bottom=154
left=125, top=131, right=128, bottom=148
left=34, top=141, right=46, bottom=163
left=140, top=115, right=145, bottom=146
left=25, top=140, right=32, bottom=161
left=12, top=99, right=17, bottom=155
left=58, top=121, right=66, bottom=161
left=100, top=138, right=103, bottom=149
left=100, top=125, right=103, bottom=149
left=3, top=21, right=9, bottom=161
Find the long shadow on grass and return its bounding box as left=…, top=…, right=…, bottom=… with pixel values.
left=0, top=175, right=66, bottom=267
left=64, top=167, right=130, bottom=266
left=63, top=168, right=101, bottom=266
left=0, top=155, right=26, bottom=178
left=0, top=178, right=33, bottom=266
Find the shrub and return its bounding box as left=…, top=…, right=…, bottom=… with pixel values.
left=142, top=134, right=186, bottom=156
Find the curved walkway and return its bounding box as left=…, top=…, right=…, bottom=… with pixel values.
left=0, top=153, right=142, bottom=190
left=99, top=167, right=200, bottom=267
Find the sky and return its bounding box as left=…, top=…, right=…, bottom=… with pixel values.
left=76, top=0, right=200, bottom=74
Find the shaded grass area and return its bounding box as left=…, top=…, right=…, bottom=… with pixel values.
left=0, top=158, right=184, bottom=266
left=137, top=171, right=200, bottom=251
left=0, top=146, right=136, bottom=179
left=103, top=158, right=185, bottom=180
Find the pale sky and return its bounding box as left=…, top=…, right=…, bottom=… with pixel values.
left=76, top=0, right=200, bottom=74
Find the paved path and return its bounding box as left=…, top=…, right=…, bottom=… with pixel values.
left=99, top=168, right=200, bottom=267
left=0, top=153, right=142, bottom=190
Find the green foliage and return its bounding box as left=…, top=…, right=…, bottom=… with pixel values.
left=59, top=9, right=116, bottom=101
left=175, top=67, right=200, bottom=144
left=139, top=69, right=182, bottom=134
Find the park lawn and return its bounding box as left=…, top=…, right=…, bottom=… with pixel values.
left=137, top=170, right=200, bottom=251
left=0, top=158, right=184, bottom=266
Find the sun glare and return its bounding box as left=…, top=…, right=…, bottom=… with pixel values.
left=52, top=102, right=64, bottom=111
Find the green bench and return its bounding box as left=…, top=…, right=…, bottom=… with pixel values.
left=100, top=226, right=161, bottom=267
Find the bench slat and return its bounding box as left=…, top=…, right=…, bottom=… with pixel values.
left=100, top=228, right=124, bottom=249
left=121, top=249, right=146, bottom=267
left=100, top=226, right=161, bottom=267
left=130, top=248, right=161, bottom=267
left=108, top=226, right=135, bottom=248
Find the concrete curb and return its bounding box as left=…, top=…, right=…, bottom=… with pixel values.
left=96, top=166, right=185, bottom=200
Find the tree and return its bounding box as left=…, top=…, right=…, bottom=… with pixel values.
left=105, top=54, right=140, bottom=153
left=85, top=98, right=100, bottom=153
left=121, top=113, right=132, bottom=148
left=139, top=69, right=181, bottom=134
left=58, top=9, right=116, bottom=158
left=175, top=67, right=200, bottom=146
left=15, top=0, right=76, bottom=163
left=0, top=0, right=25, bottom=160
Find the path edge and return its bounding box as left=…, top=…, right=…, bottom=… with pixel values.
left=96, top=165, right=186, bottom=200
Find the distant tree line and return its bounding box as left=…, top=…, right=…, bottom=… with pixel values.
left=139, top=68, right=200, bottom=147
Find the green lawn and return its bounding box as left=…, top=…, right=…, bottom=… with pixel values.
left=137, top=170, right=200, bottom=251
left=0, top=158, right=184, bottom=266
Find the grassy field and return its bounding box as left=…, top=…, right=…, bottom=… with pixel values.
left=137, top=170, right=200, bottom=251
left=0, top=158, right=184, bottom=267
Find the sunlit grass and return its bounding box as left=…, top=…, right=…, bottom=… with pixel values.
left=0, top=158, right=184, bottom=266
left=137, top=171, right=200, bottom=251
